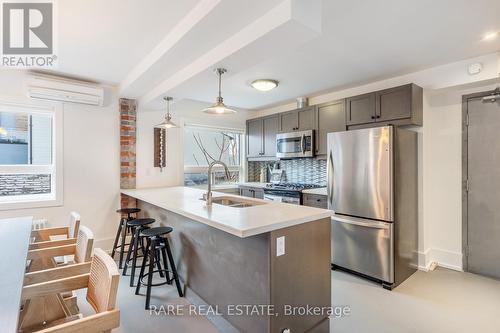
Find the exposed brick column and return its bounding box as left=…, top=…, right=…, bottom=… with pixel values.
left=119, top=98, right=137, bottom=209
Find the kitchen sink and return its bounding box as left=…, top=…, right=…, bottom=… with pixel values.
left=201, top=196, right=266, bottom=208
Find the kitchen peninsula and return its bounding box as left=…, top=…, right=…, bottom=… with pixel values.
left=121, top=186, right=332, bottom=333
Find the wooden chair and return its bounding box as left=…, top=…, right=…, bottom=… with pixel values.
left=30, top=212, right=81, bottom=250
left=20, top=226, right=94, bottom=330
left=20, top=248, right=120, bottom=333
left=27, top=223, right=93, bottom=272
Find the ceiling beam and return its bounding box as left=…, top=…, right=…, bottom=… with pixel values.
left=139, top=0, right=322, bottom=108
left=119, top=0, right=221, bottom=97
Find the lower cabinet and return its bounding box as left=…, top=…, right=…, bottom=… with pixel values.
left=239, top=186, right=264, bottom=199
left=302, top=193, right=327, bottom=209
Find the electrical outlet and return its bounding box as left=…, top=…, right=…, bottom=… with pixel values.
left=276, top=236, right=285, bottom=256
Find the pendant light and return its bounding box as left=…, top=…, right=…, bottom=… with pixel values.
left=156, top=96, right=178, bottom=129
left=202, top=68, right=236, bottom=114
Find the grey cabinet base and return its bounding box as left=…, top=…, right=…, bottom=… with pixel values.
left=139, top=201, right=331, bottom=333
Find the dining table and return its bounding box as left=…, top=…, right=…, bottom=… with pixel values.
left=0, top=216, right=33, bottom=333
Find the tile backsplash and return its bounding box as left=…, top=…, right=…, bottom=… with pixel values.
left=248, top=158, right=326, bottom=186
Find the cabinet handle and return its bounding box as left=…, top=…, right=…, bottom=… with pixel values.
left=371, top=116, right=375, bottom=119
left=376, top=115, right=381, bottom=119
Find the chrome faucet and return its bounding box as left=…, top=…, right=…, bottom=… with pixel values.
left=203, top=160, right=231, bottom=206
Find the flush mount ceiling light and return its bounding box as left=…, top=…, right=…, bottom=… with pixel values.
left=202, top=68, right=236, bottom=114
left=251, top=79, right=279, bottom=92
left=155, top=96, right=178, bottom=129
left=482, top=32, right=499, bottom=41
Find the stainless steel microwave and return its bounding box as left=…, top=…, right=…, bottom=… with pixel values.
left=276, top=130, right=315, bottom=158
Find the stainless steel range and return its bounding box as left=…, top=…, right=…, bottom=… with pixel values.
left=264, top=183, right=322, bottom=205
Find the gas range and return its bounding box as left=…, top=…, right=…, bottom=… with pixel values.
left=265, top=183, right=323, bottom=191
left=263, top=183, right=323, bottom=205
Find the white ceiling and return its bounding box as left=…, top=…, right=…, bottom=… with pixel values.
left=31, top=0, right=500, bottom=110
left=57, top=0, right=200, bottom=84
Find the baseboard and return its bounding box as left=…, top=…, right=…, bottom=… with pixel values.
left=418, top=247, right=463, bottom=272
left=431, top=247, right=463, bottom=271
left=417, top=248, right=431, bottom=271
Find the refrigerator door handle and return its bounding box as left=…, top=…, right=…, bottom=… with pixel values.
left=332, top=215, right=390, bottom=230
left=327, top=150, right=334, bottom=209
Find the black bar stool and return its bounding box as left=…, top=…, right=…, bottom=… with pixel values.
left=111, top=208, right=140, bottom=269
left=122, top=218, right=156, bottom=287
left=135, top=226, right=183, bottom=309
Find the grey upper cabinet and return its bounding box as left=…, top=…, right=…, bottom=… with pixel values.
left=376, top=84, right=412, bottom=122
left=279, top=106, right=316, bottom=132
left=297, top=106, right=315, bottom=130
left=376, top=84, right=422, bottom=125
left=246, top=115, right=280, bottom=158
left=263, top=115, right=279, bottom=157
left=346, top=84, right=423, bottom=127
left=280, top=111, right=298, bottom=132
left=316, top=100, right=346, bottom=155
left=247, top=118, right=263, bottom=158
left=245, top=83, right=422, bottom=159
left=346, top=93, right=376, bottom=126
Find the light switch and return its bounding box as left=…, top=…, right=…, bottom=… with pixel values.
left=276, top=236, right=285, bottom=256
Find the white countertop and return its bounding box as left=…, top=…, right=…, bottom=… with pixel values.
left=192, top=184, right=239, bottom=191
left=302, top=187, right=327, bottom=196
left=0, top=216, right=33, bottom=332
left=121, top=186, right=332, bottom=238
left=192, top=182, right=270, bottom=191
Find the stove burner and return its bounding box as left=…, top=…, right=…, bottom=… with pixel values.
left=266, top=183, right=322, bottom=191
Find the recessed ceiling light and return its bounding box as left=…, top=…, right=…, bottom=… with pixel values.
left=251, top=79, right=279, bottom=92
left=482, top=32, right=498, bottom=41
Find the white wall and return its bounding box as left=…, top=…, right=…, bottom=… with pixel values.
left=0, top=69, right=121, bottom=249
left=251, top=53, right=500, bottom=271
left=135, top=99, right=248, bottom=188
left=422, top=79, right=500, bottom=270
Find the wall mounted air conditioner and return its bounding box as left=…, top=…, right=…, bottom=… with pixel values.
left=27, top=75, right=104, bottom=106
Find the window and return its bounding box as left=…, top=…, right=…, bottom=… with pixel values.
left=184, top=125, right=243, bottom=186
left=0, top=102, right=62, bottom=209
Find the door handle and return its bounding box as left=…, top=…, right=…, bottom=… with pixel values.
left=327, top=150, right=334, bottom=209
left=301, top=134, right=306, bottom=154
left=332, top=215, right=390, bottom=230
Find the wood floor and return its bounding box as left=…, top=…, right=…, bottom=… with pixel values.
left=77, top=267, right=500, bottom=332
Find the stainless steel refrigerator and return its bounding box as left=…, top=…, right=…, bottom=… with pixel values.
left=327, top=126, right=418, bottom=290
